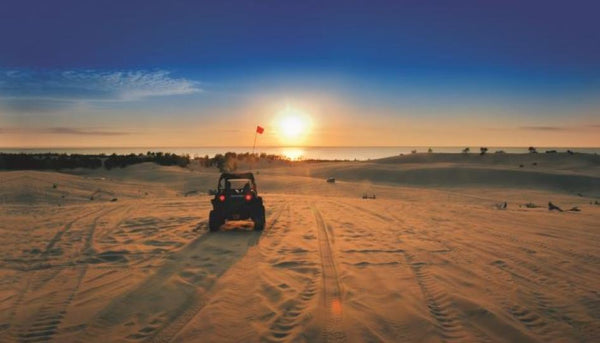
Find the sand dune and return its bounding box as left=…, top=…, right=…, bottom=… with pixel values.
left=0, top=156, right=598, bottom=342
left=268, top=153, right=600, bottom=196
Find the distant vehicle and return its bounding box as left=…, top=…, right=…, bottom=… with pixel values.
left=326, top=177, right=336, bottom=183
left=209, top=173, right=265, bottom=232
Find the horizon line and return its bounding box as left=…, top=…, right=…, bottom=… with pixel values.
left=2, top=145, right=600, bottom=149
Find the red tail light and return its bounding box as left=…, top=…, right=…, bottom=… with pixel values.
left=245, top=194, right=252, bottom=201
left=218, top=194, right=226, bottom=202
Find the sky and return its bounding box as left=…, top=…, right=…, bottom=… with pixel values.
left=1, top=0, right=599, bottom=148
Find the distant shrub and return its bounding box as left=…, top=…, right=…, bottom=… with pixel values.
left=480, top=147, right=488, bottom=155
left=193, top=152, right=292, bottom=172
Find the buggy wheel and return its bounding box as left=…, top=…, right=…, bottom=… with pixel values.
left=209, top=210, right=224, bottom=232
left=253, top=205, right=266, bottom=231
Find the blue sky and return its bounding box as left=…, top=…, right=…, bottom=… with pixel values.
left=1, top=0, right=599, bottom=147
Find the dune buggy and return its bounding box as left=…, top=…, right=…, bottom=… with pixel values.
left=209, top=172, right=266, bottom=232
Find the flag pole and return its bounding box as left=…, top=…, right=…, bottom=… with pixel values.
left=252, top=129, right=258, bottom=155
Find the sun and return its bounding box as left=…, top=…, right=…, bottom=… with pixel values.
left=280, top=115, right=304, bottom=138
left=276, top=106, right=311, bottom=144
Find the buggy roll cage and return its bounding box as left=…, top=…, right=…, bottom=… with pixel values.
left=217, top=173, right=257, bottom=192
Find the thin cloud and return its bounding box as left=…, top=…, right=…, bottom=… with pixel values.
left=0, top=69, right=201, bottom=103
left=1, top=98, right=74, bottom=113
left=519, top=126, right=567, bottom=131
left=0, top=127, right=130, bottom=136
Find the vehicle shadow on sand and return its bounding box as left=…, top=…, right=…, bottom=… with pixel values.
left=81, top=222, right=262, bottom=341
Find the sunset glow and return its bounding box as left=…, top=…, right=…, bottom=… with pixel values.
left=275, top=106, right=312, bottom=145
left=0, top=1, right=598, bottom=148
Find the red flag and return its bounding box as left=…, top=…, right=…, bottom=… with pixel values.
left=256, top=125, right=264, bottom=134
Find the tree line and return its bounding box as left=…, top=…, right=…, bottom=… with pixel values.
left=0, top=152, right=190, bottom=170
left=0, top=151, right=296, bottom=171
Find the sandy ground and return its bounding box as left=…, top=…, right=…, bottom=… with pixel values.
left=0, top=154, right=599, bottom=342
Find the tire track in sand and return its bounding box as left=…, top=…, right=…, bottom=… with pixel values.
left=385, top=203, right=578, bottom=342
left=403, top=255, right=476, bottom=342
left=79, top=229, right=213, bottom=343
left=249, top=200, right=287, bottom=247
left=335, top=200, right=482, bottom=342
left=147, top=203, right=288, bottom=343
left=261, top=202, right=320, bottom=342
left=311, top=205, right=346, bottom=343
left=42, top=207, right=105, bottom=258
left=264, top=278, right=319, bottom=342
left=9, top=206, right=119, bottom=343
left=385, top=205, right=483, bottom=342
left=0, top=207, right=102, bottom=343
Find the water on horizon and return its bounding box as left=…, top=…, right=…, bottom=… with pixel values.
left=1, top=146, right=598, bottom=161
